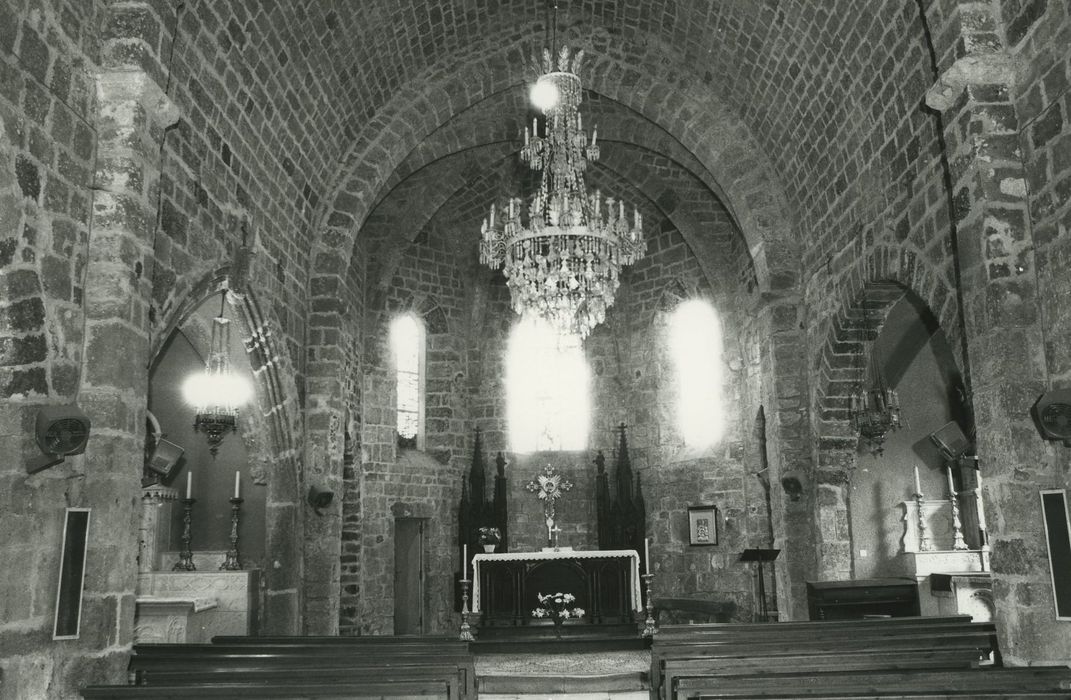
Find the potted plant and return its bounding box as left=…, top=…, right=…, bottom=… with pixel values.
left=532, top=592, right=585, bottom=638
left=477, top=527, right=501, bottom=553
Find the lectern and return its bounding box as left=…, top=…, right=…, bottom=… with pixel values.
left=740, top=548, right=780, bottom=622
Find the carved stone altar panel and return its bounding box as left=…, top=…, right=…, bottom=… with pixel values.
left=134, top=570, right=260, bottom=643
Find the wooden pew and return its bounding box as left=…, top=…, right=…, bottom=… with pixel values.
left=83, top=678, right=452, bottom=699
left=673, top=666, right=1071, bottom=699
left=83, top=638, right=476, bottom=700
left=650, top=617, right=998, bottom=698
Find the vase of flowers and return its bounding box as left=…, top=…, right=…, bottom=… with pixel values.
left=478, top=527, right=501, bottom=553
left=532, top=592, right=585, bottom=638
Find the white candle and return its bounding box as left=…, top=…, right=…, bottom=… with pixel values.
left=975, top=471, right=987, bottom=530
left=946, top=466, right=956, bottom=498
left=234, top=471, right=241, bottom=499
left=462, top=544, right=468, bottom=579
left=913, top=465, right=922, bottom=496
left=644, top=537, right=651, bottom=575
left=186, top=471, right=192, bottom=499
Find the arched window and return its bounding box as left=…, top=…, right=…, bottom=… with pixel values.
left=668, top=299, right=724, bottom=448
left=506, top=317, right=589, bottom=452
left=391, top=314, right=425, bottom=449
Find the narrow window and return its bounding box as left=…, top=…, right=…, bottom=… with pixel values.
left=506, top=317, right=589, bottom=452
left=669, top=299, right=724, bottom=447
left=391, top=314, right=425, bottom=449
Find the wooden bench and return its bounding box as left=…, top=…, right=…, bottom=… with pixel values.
left=674, top=666, right=1071, bottom=699
left=83, top=678, right=452, bottom=698
left=82, top=638, right=476, bottom=700
left=651, top=617, right=998, bottom=698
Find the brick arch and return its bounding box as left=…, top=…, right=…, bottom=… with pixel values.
left=151, top=268, right=305, bottom=633
left=809, top=247, right=960, bottom=580
left=313, top=32, right=797, bottom=299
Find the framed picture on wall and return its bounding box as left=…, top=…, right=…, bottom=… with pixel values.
left=688, top=505, right=718, bottom=546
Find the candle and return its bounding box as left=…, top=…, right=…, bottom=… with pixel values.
left=946, top=466, right=956, bottom=498
left=186, top=471, right=192, bottom=499
left=462, top=543, right=468, bottom=579
left=975, top=471, right=987, bottom=530
left=913, top=465, right=922, bottom=496
left=234, top=471, right=241, bottom=499
left=644, top=537, right=651, bottom=575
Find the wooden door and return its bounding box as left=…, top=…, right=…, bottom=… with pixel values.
left=394, top=518, right=425, bottom=634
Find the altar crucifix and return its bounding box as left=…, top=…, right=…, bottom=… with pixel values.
left=525, top=465, right=573, bottom=549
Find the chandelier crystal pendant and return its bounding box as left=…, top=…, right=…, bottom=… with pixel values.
left=479, top=46, right=645, bottom=338
left=182, top=291, right=253, bottom=456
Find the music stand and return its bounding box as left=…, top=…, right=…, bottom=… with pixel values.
left=740, top=548, right=780, bottom=622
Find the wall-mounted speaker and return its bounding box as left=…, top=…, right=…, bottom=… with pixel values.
left=1033, top=389, right=1071, bottom=446
left=27, top=406, right=91, bottom=474
left=928, top=421, right=972, bottom=462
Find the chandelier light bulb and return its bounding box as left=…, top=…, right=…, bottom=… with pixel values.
left=530, top=79, right=560, bottom=111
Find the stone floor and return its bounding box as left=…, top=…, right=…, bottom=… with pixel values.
left=475, top=650, right=650, bottom=699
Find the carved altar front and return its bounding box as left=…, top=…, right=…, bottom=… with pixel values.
left=472, top=549, right=642, bottom=627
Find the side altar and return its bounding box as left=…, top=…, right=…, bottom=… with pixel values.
left=472, top=549, right=643, bottom=627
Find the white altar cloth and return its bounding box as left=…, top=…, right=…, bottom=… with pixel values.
left=471, top=548, right=643, bottom=613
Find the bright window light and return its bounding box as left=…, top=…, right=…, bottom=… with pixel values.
left=669, top=299, right=724, bottom=448
left=506, top=316, right=589, bottom=452
left=391, top=315, right=424, bottom=447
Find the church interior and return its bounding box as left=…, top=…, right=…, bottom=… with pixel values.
left=2, top=0, right=1071, bottom=698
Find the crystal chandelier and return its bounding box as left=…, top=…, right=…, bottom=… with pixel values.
left=479, top=40, right=645, bottom=338
left=849, top=295, right=901, bottom=455
left=182, top=291, right=253, bottom=456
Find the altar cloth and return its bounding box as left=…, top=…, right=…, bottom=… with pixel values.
left=471, top=549, right=643, bottom=613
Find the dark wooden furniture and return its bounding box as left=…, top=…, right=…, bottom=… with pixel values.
left=476, top=551, right=637, bottom=627
left=806, top=577, right=920, bottom=620
left=650, top=616, right=1002, bottom=699
left=83, top=637, right=475, bottom=700
left=653, top=598, right=736, bottom=624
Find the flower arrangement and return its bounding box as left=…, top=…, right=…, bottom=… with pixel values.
left=532, top=592, right=585, bottom=636
left=477, top=527, right=501, bottom=545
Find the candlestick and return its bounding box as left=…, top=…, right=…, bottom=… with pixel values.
left=913, top=465, right=922, bottom=496
left=641, top=572, right=657, bottom=637
left=644, top=537, right=651, bottom=575
left=916, top=492, right=935, bottom=552
left=459, top=577, right=475, bottom=641
left=221, top=497, right=244, bottom=570
left=172, top=498, right=196, bottom=571
left=234, top=471, right=240, bottom=499
left=186, top=471, right=192, bottom=499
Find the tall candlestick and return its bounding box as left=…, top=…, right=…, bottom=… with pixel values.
left=913, top=465, right=922, bottom=496
left=946, top=466, right=956, bottom=497
left=644, top=537, right=651, bottom=575
left=186, top=471, right=192, bottom=499
left=234, top=471, right=241, bottom=499
left=462, top=543, right=467, bottom=579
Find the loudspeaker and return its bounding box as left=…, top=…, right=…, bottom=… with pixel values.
left=146, top=439, right=184, bottom=479
left=28, top=406, right=91, bottom=474
left=308, top=485, right=334, bottom=515
left=1033, top=389, right=1071, bottom=446
left=928, top=421, right=972, bottom=462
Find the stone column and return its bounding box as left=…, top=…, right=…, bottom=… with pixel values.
left=73, top=69, right=177, bottom=687
left=925, top=9, right=1065, bottom=661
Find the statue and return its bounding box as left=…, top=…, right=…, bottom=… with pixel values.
left=526, top=465, right=573, bottom=548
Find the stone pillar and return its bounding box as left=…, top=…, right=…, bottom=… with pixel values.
left=925, top=7, right=1068, bottom=661
left=73, top=69, right=177, bottom=688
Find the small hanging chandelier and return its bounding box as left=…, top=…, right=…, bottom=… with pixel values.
left=479, top=2, right=644, bottom=338
left=182, top=290, right=252, bottom=456
left=849, top=294, right=901, bottom=455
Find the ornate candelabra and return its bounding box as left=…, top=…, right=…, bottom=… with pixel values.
left=641, top=573, right=657, bottom=637
left=459, top=578, right=475, bottom=641
left=221, top=497, right=244, bottom=570
left=915, top=491, right=935, bottom=552
left=172, top=498, right=196, bottom=570
left=949, top=494, right=968, bottom=551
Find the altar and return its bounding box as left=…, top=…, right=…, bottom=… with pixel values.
left=472, top=549, right=643, bottom=627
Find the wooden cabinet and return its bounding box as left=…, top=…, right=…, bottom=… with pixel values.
left=807, top=578, right=920, bottom=620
